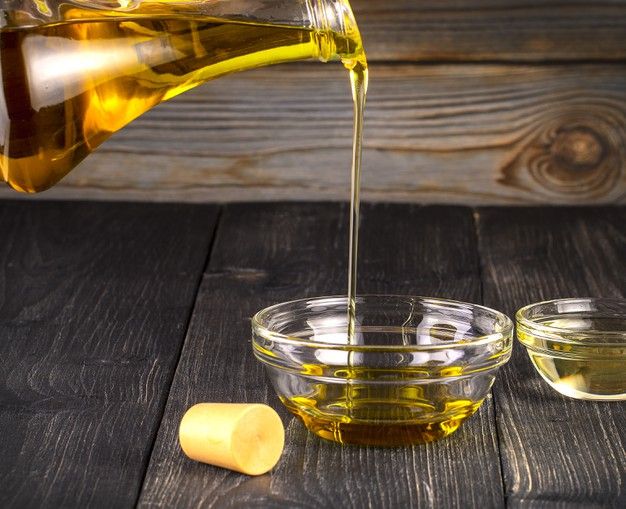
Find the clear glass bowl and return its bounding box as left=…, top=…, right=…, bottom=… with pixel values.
left=252, top=295, right=513, bottom=446
left=517, top=298, right=626, bottom=401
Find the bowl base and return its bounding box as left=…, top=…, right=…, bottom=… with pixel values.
left=282, top=396, right=481, bottom=446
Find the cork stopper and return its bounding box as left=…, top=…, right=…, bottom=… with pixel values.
left=179, top=403, right=285, bottom=476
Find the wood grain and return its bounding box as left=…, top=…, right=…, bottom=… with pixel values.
left=5, top=63, right=623, bottom=205
left=0, top=200, right=218, bottom=508
left=476, top=207, right=626, bottom=507
left=1, top=201, right=623, bottom=506
left=350, top=0, right=626, bottom=62
left=138, top=202, right=506, bottom=508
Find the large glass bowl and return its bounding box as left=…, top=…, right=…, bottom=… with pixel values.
left=252, top=295, right=513, bottom=446
left=517, top=298, right=626, bottom=401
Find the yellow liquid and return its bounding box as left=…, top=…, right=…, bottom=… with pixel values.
left=0, top=13, right=365, bottom=192
left=529, top=354, right=626, bottom=400
left=282, top=385, right=481, bottom=446
left=346, top=60, right=367, bottom=339
left=520, top=316, right=626, bottom=400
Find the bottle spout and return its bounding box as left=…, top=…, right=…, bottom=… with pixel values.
left=306, top=0, right=363, bottom=62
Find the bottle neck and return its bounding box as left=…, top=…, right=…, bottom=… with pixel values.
left=306, top=0, right=362, bottom=62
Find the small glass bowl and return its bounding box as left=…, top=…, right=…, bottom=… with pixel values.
left=516, top=298, right=626, bottom=401
left=252, top=295, right=513, bottom=446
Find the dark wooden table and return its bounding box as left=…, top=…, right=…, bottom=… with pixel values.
left=0, top=200, right=624, bottom=508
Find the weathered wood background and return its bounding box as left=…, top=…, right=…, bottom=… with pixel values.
left=3, top=0, right=625, bottom=204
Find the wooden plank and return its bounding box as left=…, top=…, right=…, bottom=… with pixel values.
left=0, top=200, right=218, bottom=508
left=476, top=207, right=626, bottom=507
left=138, top=203, right=506, bottom=508
left=350, top=0, right=626, bottom=62
left=5, top=63, right=624, bottom=205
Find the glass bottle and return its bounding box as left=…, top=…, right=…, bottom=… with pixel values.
left=0, top=0, right=364, bottom=192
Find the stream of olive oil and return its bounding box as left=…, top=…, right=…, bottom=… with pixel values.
left=346, top=59, right=367, bottom=341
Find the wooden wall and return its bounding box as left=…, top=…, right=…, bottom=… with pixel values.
left=5, top=0, right=626, bottom=204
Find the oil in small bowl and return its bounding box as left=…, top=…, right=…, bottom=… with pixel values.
left=516, top=298, right=626, bottom=401
left=280, top=379, right=483, bottom=446
left=252, top=295, right=513, bottom=446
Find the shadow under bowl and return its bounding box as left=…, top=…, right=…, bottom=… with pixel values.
left=252, top=295, right=513, bottom=446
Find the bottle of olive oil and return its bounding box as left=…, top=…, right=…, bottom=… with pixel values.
left=0, top=0, right=366, bottom=193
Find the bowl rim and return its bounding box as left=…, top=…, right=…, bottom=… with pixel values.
left=516, top=297, right=626, bottom=346
left=252, top=294, right=514, bottom=351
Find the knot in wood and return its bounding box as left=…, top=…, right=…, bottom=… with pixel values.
left=550, top=126, right=605, bottom=172
left=499, top=109, right=625, bottom=202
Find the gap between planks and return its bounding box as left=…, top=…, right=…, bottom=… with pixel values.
left=472, top=207, right=510, bottom=509
left=132, top=206, right=224, bottom=509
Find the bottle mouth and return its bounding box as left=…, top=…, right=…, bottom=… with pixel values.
left=306, top=0, right=364, bottom=62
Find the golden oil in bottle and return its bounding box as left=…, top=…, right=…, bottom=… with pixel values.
left=0, top=9, right=366, bottom=193
left=519, top=316, right=626, bottom=400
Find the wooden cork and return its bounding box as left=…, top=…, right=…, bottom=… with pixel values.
left=179, top=403, right=285, bottom=476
